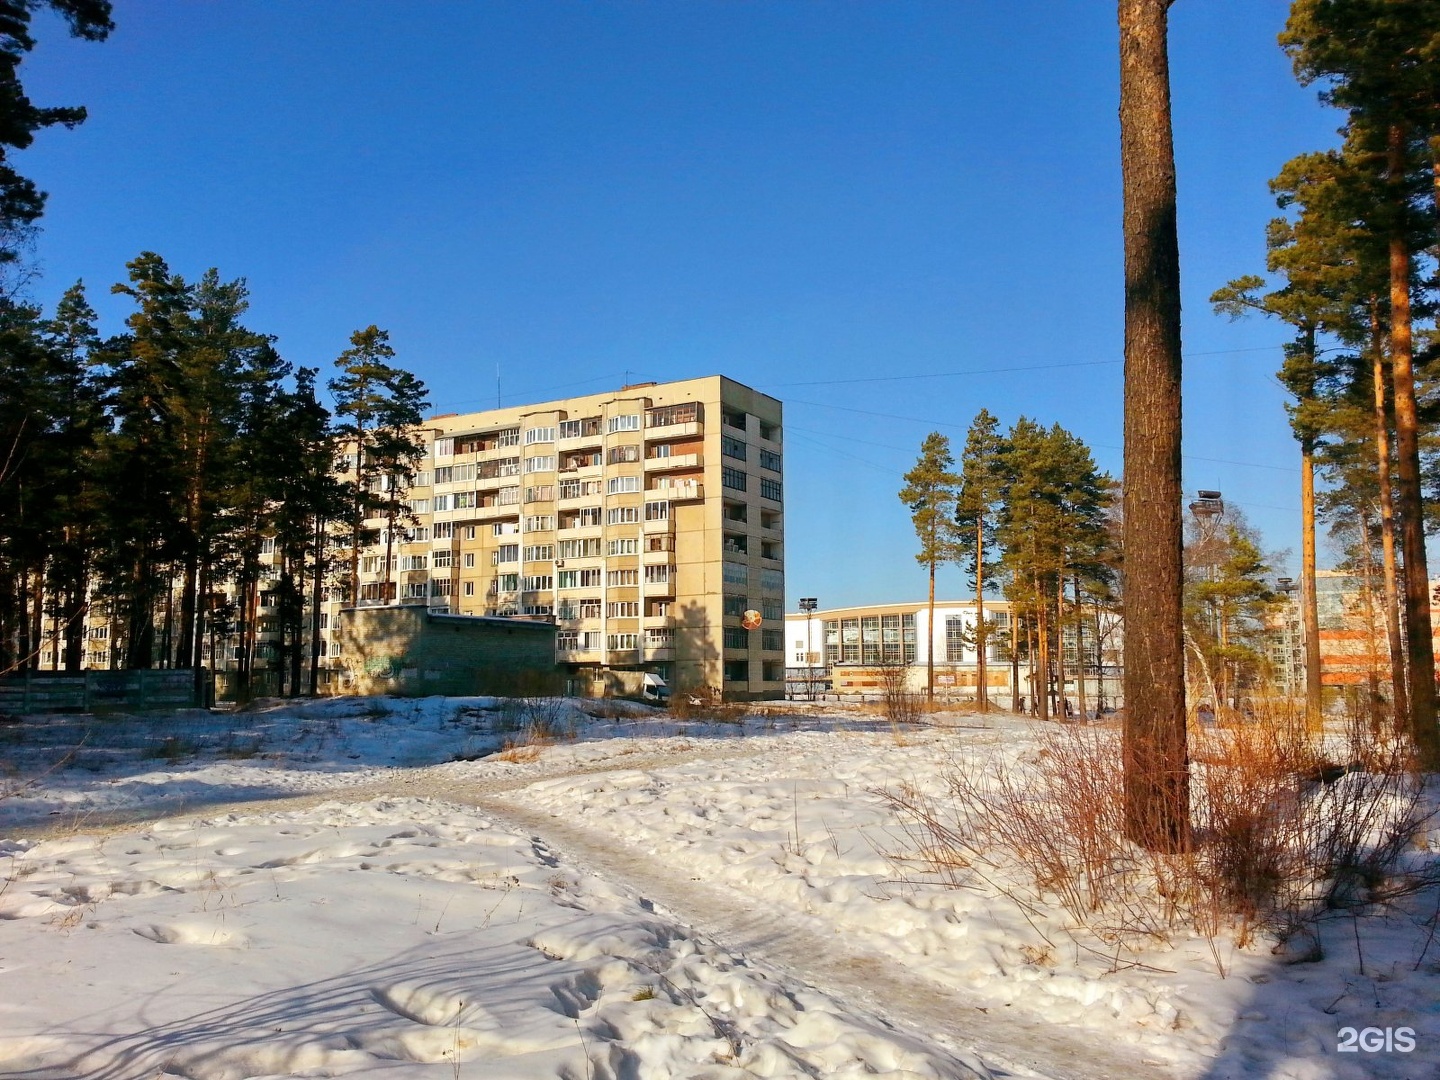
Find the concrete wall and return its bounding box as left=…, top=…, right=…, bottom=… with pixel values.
left=336, top=606, right=557, bottom=696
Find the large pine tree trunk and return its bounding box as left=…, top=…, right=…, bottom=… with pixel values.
left=1370, top=317, right=1408, bottom=731
left=309, top=516, right=326, bottom=695
left=1055, top=574, right=1067, bottom=718
left=1073, top=574, right=1088, bottom=720
left=1358, top=507, right=1385, bottom=735
left=975, top=519, right=988, bottom=711
left=1299, top=447, right=1325, bottom=727
left=1119, top=0, right=1189, bottom=850
left=926, top=562, right=936, bottom=704
left=1036, top=574, right=1051, bottom=721
left=1386, top=125, right=1440, bottom=769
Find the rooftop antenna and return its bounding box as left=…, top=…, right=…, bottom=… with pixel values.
left=496, top=362, right=501, bottom=409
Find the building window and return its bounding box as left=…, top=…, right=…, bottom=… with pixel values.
left=607, top=633, right=639, bottom=650
left=759, top=568, right=783, bottom=592
left=463, top=552, right=476, bottom=568
left=432, top=550, right=453, bottom=568
left=723, top=562, right=748, bottom=587
left=723, top=659, right=749, bottom=683
left=607, top=414, right=641, bottom=433
left=434, top=521, right=454, bottom=539
left=606, top=506, right=639, bottom=525
left=721, top=466, right=747, bottom=492
left=522, top=575, right=553, bottom=592
left=723, top=627, right=750, bottom=650
left=606, top=444, right=640, bottom=464
left=524, top=427, right=557, bottom=445
left=724, top=595, right=747, bottom=617
left=644, top=500, right=669, bottom=521
left=431, top=579, right=451, bottom=597
left=722, top=434, right=746, bottom=461
left=522, top=544, right=554, bottom=562
left=762, top=629, right=783, bottom=651
left=607, top=601, right=640, bottom=618
left=558, top=537, right=602, bottom=558
left=524, top=456, right=556, bottom=473
left=404, top=582, right=428, bottom=599
left=606, top=476, right=641, bottom=495
left=647, top=402, right=700, bottom=427
left=607, top=569, right=639, bottom=587
left=608, top=538, right=638, bottom=555
left=433, top=494, right=451, bottom=512
left=463, top=581, right=475, bottom=596
left=759, top=449, right=781, bottom=473
left=762, top=597, right=782, bottom=621
left=523, top=515, right=554, bottom=531
left=434, top=437, right=454, bottom=457
left=760, top=478, right=782, bottom=502
left=557, top=630, right=579, bottom=650
left=946, top=616, right=968, bottom=662
left=559, top=418, right=601, bottom=439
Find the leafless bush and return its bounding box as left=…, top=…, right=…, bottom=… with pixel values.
left=879, top=661, right=921, bottom=729
left=882, top=709, right=1439, bottom=973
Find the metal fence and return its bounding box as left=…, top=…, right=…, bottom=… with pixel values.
left=0, top=669, right=203, bottom=713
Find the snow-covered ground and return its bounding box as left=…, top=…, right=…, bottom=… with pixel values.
left=1, top=697, right=1436, bottom=1079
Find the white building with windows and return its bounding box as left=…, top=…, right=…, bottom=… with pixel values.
left=785, top=599, right=1123, bottom=711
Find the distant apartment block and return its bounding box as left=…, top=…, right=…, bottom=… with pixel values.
left=334, top=375, right=785, bottom=699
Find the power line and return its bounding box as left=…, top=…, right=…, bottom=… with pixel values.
left=757, top=344, right=1282, bottom=389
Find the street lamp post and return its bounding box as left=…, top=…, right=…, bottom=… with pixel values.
left=799, top=597, right=818, bottom=701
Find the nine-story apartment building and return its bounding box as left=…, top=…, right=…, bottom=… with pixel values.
left=339, top=375, right=785, bottom=700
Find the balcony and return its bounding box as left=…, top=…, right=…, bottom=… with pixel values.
left=557, top=522, right=603, bottom=537
left=475, top=503, right=520, bottom=520
left=642, top=614, right=674, bottom=630
left=557, top=461, right=602, bottom=477
left=644, top=420, right=702, bottom=440
left=642, top=514, right=674, bottom=534
left=556, top=647, right=603, bottom=662
left=642, top=547, right=674, bottom=565
left=648, top=480, right=702, bottom=501
left=643, top=571, right=676, bottom=596
left=642, top=645, right=674, bottom=661
left=644, top=453, right=702, bottom=472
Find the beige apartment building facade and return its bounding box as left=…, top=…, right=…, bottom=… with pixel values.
left=338, top=375, right=786, bottom=699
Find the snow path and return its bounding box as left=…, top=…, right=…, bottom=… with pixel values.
left=17, top=742, right=1163, bottom=1080
left=447, top=788, right=1161, bottom=1080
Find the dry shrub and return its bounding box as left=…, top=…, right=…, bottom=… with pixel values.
left=884, top=709, right=1439, bottom=972
left=671, top=686, right=748, bottom=725
left=494, top=696, right=575, bottom=758
left=879, top=662, right=921, bottom=729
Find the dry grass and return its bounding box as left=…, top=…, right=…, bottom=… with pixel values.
left=882, top=706, right=1439, bottom=975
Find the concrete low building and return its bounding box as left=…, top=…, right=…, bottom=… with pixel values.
left=336, top=605, right=557, bottom=697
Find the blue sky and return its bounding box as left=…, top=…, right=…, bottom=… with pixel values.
left=21, top=1, right=1343, bottom=608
